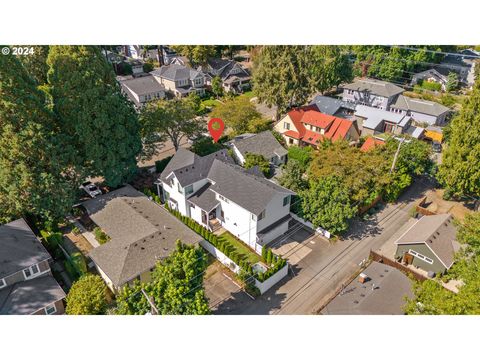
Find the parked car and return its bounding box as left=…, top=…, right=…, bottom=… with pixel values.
left=432, top=141, right=442, bottom=153
left=81, top=181, right=102, bottom=198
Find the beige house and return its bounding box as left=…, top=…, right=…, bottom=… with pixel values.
left=83, top=185, right=202, bottom=293
left=151, top=64, right=205, bottom=97
left=0, top=219, right=66, bottom=315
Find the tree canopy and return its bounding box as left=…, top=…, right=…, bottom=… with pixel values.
left=170, top=45, right=218, bottom=66
left=115, top=241, right=210, bottom=315
left=140, top=97, right=204, bottom=156
left=310, top=45, right=353, bottom=94
left=252, top=46, right=312, bottom=120
left=47, top=45, right=142, bottom=187
left=243, top=153, right=271, bottom=177
left=65, top=274, right=108, bottom=315
left=0, top=50, right=76, bottom=223
left=438, top=76, right=480, bottom=199
left=210, top=96, right=261, bottom=135
left=301, top=175, right=357, bottom=234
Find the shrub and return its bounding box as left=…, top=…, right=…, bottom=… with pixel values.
left=72, top=226, right=80, bottom=235
left=287, top=145, right=313, bottom=170
left=64, top=260, right=79, bottom=281
left=70, top=252, right=87, bottom=275
left=93, top=227, right=110, bottom=244
left=266, top=248, right=273, bottom=265
left=155, top=156, right=173, bottom=173
left=421, top=80, right=442, bottom=92
left=262, top=246, right=268, bottom=260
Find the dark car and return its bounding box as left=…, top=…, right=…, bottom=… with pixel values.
left=432, top=142, right=442, bottom=153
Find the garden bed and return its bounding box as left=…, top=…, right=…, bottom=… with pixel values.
left=217, top=231, right=263, bottom=265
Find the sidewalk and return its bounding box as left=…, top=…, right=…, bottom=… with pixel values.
left=66, top=216, right=101, bottom=248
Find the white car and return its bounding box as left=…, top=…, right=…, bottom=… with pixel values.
left=81, top=181, right=102, bottom=198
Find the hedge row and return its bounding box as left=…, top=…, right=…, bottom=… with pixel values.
left=164, top=203, right=286, bottom=283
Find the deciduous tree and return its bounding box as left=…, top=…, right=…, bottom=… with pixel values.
left=65, top=274, right=108, bottom=315
left=211, top=96, right=261, bottom=135
left=244, top=153, right=271, bottom=177
left=140, top=97, right=204, bottom=155
left=115, top=241, right=210, bottom=315
left=438, top=77, right=480, bottom=198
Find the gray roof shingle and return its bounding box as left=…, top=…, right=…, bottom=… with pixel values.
left=343, top=78, right=404, bottom=98
left=160, top=149, right=234, bottom=187
left=187, top=183, right=219, bottom=212
left=395, top=214, right=457, bottom=269
left=0, top=275, right=65, bottom=315
left=390, top=95, right=450, bottom=117
left=230, top=131, right=287, bottom=161
left=151, top=64, right=203, bottom=81
left=0, top=219, right=51, bottom=278
left=120, top=75, right=165, bottom=96
left=207, top=160, right=294, bottom=215
left=85, top=185, right=202, bottom=287
left=310, top=95, right=356, bottom=115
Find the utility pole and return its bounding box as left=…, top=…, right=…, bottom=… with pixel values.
left=390, top=137, right=405, bottom=173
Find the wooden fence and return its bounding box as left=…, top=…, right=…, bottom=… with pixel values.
left=369, top=250, right=428, bottom=282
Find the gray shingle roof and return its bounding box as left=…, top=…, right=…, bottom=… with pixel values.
left=160, top=149, right=234, bottom=187
left=343, top=78, right=404, bottom=98
left=310, top=95, right=356, bottom=115
left=120, top=75, right=165, bottom=96
left=0, top=219, right=51, bottom=278
left=0, top=275, right=65, bottom=315
left=151, top=64, right=203, bottom=81
left=207, top=160, right=294, bottom=215
left=187, top=183, right=219, bottom=212
left=390, top=95, right=450, bottom=117
left=85, top=185, right=202, bottom=287
left=231, top=131, right=287, bottom=161
left=395, top=214, right=456, bottom=269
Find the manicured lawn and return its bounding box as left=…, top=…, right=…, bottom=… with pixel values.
left=218, top=231, right=263, bottom=264
left=201, top=98, right=221, bottom=107
left=240, top=90, right=255, bottom=99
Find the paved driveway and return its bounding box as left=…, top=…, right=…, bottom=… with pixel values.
left=213, top=177, right=434, bottom=314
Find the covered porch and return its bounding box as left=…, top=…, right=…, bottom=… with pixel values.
left=187, top=183, right=224, bottom=232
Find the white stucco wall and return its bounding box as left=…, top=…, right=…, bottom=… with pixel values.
left=254, top=264, right=288, bottom=294
left=199, top=239, right=240, bottom=274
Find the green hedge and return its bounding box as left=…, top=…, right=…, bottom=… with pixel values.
left=164, top=204, right=286, bottom=282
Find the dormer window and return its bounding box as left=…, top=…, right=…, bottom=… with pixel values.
left=23, top=264, right=40, bottom=279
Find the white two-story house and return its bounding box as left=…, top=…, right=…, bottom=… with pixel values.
left=156, top=149, right=295, bottom=253
left=151, top=64, right=205, bottom=97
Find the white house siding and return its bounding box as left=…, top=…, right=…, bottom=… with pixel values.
left=231, top=145, right=245, bottom=165
left=342, top=90, right=391, bottom=110
left=215, top=194, right=258, bottom=250
left=189, top=203, right=204, bottom=227
left=256, top=193, right=291, bottom=246
left=95, top=264, right=116, bottom=293
left=161, top=176, right=189, bottom=215
left=261, top=221, right=289, bottom=246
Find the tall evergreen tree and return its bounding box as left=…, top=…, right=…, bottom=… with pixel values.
left=252, top=46, right=312, bottom=120
left=0, top=50, right=75, bottom=223
left=438, top=77, right=480, bottom=198
left=46, top=46, right=142, bottom=187
left=18, top=45, right=50, bottom=85
left=310, top=46, right=353, bottom=94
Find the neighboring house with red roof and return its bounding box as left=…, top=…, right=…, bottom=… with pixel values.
left=360, top=137, right=386, bottom=152
left=274, top=106, right=360, bottom=148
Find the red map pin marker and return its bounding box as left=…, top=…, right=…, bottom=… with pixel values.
left=208, top=118, right=225, bottom=143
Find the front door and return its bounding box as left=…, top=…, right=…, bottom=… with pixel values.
left=201, top=210, right=207, bottom=225
left=209, top=209, right=216, bottom=220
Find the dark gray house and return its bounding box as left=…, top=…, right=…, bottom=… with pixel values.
left=229, top=131, right=287, bottom=166
left=0, top=219, right=66, bottom=315
left=200, top=58, right=251, bottom=93
left=394, top=214, right=457, bottom=274
left=341, top=78, right=404, bottom=110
